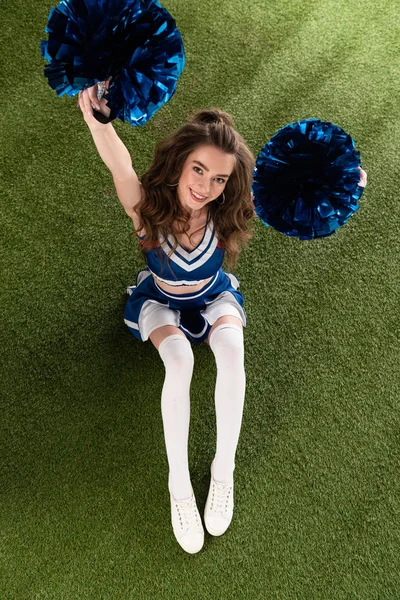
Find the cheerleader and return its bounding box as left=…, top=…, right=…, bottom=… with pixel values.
left=78, top=85, right=256, bottom=554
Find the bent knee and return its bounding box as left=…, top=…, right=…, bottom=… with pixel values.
left=158, top=334, right=194, bottom=371
left=209, top=324, right=244, bottom=363
left=149, top=325, right=185, bottom=350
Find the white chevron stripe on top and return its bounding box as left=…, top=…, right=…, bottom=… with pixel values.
left=161, top=221, right=214, bottom=262
left=160, top=234, right=218, bottom=272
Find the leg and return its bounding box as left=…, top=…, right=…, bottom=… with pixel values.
left=149, top=324, right=186, bottom=351
left=149, top=325, right=194, bottom=500
left=207, top=316, right=245, bottom=483
left=205, top=315, right=243, bottom=346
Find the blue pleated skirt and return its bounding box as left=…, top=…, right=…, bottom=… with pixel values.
left=124, top=267, right=246, bottom=344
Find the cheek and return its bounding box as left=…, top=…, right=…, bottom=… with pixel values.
left=181, top=169, right=195, bottom=185
left=178, top=169, right=190, bottom=186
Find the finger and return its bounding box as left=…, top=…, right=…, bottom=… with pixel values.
left=79, top=93, right=91, bottom=121
left=357, top=167, right=367, bottom=187
left=78, top=91, right=85, bottom=114
left=88, top=85, right=100, bottom=110
left=81, top=88, right=94, bottom=118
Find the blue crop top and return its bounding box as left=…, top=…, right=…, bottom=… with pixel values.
left=138, top=213, right=225, bottom=286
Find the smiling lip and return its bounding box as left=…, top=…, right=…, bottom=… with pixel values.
left=190, top=188, right=207, bottom=202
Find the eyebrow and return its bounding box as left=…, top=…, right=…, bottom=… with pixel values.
left=193, top=160, right=230, bottom=178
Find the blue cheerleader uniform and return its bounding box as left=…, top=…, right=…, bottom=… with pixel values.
left=124, top=211, right=246, bottom=344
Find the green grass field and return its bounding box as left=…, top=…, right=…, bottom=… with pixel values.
left=1, top=0, right=399, bottom=598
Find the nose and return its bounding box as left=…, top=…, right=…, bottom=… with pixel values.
left=199, top=178, right=211, bottom=196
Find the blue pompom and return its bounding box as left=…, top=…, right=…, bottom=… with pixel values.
left=252, top=119, right=365, bottom=239
left=41, top=0, right=185, bottom=125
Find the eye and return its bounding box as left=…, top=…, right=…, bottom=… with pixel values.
left=215, top=178, right=226, bottom=184
left=193, top=166, right=202, bottom=174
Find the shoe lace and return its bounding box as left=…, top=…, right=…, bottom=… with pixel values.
left=175, top=497, right=200, bottom=531
left=212, top=481, right=233, bottom=514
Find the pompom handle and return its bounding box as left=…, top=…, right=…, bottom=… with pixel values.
left=92, top=108, right=116, bottom=124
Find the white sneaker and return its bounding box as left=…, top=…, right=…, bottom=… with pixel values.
left=204, top=461, right=234, bottom=536
left=170, top=490, right=204, bottom=554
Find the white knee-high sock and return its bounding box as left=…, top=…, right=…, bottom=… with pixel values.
left=209, top=323, right=246, bottom=484
left=158, top=334, right=194, bottom=500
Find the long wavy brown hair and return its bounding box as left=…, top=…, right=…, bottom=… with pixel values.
left=133, top=108, right=256, bottom=275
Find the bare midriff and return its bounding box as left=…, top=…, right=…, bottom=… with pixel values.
left=153, top=275, right=214, bottom=295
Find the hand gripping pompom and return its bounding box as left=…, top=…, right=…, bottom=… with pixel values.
left=252, top=119, right=365, bottom=239
left=40, top=0, right=185, bottom=125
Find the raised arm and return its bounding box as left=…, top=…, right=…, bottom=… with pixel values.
left=78, top=85, right=142, bottom=221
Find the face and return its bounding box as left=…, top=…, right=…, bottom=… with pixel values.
left=177, top=145, right=236, bottom=216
